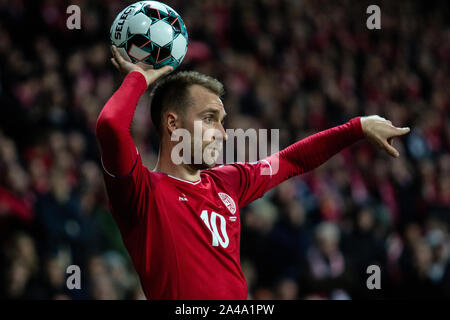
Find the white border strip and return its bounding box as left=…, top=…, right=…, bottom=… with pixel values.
left=101, top=147, right=139, bottom=178
left=166, top=174, right=201, bottom=185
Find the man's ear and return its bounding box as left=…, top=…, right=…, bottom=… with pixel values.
left=166, top=111, right=179, bottom=137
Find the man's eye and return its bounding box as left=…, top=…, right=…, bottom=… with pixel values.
left=204, top=117, right=213, bottom=123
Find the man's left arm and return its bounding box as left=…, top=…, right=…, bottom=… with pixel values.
left=220, top=115, right=410, bottom=208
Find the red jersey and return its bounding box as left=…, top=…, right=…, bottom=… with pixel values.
left=96, top=72, right=364, bottom=300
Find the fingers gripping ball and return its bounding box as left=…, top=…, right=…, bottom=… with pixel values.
left=110, top=1, right=188, bottom=70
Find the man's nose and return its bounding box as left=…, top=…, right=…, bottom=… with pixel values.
left=220, top=124, right=228, bottom=141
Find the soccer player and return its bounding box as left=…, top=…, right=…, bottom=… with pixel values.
left=95, top=46, right=410, bottom=300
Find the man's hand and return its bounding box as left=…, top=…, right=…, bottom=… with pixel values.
left=110, top=45, right=173, bottom=87
left=361, top=115, right=410, bottom=158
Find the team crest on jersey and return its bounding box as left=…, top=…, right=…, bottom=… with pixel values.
left=218, top=192, right=236, bottom=215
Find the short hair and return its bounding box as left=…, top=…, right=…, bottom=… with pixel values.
left=149, top=71, right=225, bottom=136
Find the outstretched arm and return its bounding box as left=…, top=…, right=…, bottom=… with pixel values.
left=96, top=46, right=172, bottom=177
left=276, top=115, right=410, bottom=177
left=211, top=116, right=410, bottom=208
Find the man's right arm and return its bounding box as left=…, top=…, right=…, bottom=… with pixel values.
left=95, top=46, right=172, bottom=228
left=96, top=71, right=147, bottom=178
left=95, top=72, right=151, bottom=231
left=96, top=45, right=172, bottom=177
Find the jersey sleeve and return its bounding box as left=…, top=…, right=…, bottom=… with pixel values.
left=95, top=72, right=151, bottom=230
left=101, top=153, right=152, bottom=232
left=209, top=117, right=364, bottom=208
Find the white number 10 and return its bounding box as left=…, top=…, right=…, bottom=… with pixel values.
left=200, top=210, right=229, bottom=248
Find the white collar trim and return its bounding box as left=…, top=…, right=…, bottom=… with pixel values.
left=166, top=174, right=202, bottom=185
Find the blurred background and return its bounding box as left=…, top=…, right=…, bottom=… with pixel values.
left=0, top=0, right=449, bottom=300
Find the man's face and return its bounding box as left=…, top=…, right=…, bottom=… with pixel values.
left=181, top=84, right=227, bottom=169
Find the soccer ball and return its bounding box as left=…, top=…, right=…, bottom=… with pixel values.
left=110, top=1, right=188, bottom=70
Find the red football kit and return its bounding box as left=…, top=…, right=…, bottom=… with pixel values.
left=96, top=72, right=364, bottom=300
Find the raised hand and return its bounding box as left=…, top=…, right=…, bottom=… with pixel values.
left=110, top=45, right=173, bottom=87
left=361, top=115, right=410, bottom=158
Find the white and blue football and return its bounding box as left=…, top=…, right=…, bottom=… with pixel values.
left=110, top=1, right=188, bottom=70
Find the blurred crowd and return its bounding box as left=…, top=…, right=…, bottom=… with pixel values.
left=0, top=0, right=449, bottom=299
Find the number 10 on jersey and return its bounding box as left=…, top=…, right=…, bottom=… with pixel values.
left=200, top=210, right=229, bottom=248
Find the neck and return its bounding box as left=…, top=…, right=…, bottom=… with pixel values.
left=153, top=145, right=201, bottom=182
